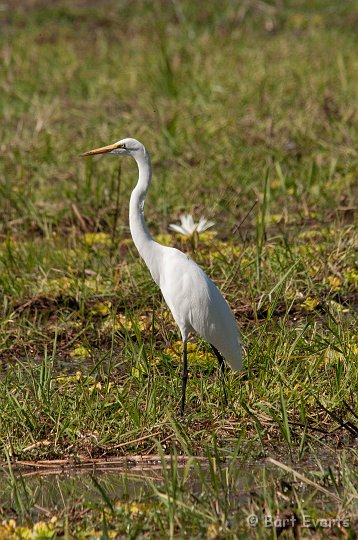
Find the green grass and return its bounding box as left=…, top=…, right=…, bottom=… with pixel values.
left=0, top=0, right=357, bottom=537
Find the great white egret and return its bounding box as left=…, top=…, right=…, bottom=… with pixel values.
left=81, top=138, right=242, bottom=414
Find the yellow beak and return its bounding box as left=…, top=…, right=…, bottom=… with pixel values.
left=80, top=143, right=118, bottom=157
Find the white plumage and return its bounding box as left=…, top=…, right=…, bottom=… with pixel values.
left=81, top=137, right=242, bottom=413
left=158, top=248, right=242, bottom=371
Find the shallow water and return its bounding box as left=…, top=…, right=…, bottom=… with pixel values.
left=1, top=448, right=354, bottom=523
left=0, top=465, right=267, bottom=526
left=1, top=467, right=155, bottom=518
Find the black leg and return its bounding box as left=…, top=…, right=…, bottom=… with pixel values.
left=210, top=344, right=228, bottom=406
left=210, top=344, right=228, bottom=375
left=180, top=341, right=188, bottom=416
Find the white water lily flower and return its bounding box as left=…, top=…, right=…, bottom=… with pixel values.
left=196, top=216, right=216, bottom=233
left=169, top=214, right=215, bottom=236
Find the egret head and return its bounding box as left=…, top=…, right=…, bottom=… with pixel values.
left=81, top=137, right=144, bottom=158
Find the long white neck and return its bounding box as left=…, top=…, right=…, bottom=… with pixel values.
left=129, top=147, right=162, bottom=284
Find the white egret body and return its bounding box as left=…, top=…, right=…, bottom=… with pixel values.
left=81, top=138, right=242, bottom=413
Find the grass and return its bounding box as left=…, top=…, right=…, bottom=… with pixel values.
left=0, top=0, right=357, bottom=537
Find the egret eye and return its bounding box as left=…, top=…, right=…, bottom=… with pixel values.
left=118, top=143, right=126, bottom=149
